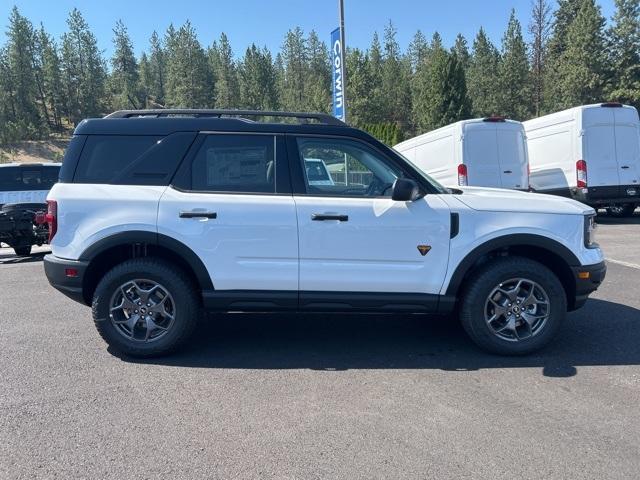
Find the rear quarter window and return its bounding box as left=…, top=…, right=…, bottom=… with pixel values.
left=73, top=133, right=196, bottom=185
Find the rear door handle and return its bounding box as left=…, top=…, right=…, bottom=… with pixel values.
left=311, top=213, right=349, bottom=222
left=621, top=165, right=630, bottom=169
left=179, top=211, right=217, bottom=219
left=503, top=170, right=513, bottom=174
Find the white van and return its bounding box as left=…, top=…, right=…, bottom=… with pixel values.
left=393, top=117, right=529, bottom=190
left=523, top=103, right=640, bottom=217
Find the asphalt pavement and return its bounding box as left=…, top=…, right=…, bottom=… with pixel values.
left=1, top=217, right=639, bottom=479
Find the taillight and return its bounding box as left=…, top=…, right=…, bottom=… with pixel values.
left=45, top=200, right=57, bottom=242
left=457, top=164, right=468, bottom=186
left=576, top=160, right=588, bottom=189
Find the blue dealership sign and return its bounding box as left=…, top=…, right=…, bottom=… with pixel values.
left=331, top=27, right=345, bottom=121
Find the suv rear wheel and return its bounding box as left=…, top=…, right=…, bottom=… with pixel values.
left=92, top=258, right=200, bottom=357
left=459, top=257, right=566, bottom=355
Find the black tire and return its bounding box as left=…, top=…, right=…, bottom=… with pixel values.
left=459, top=256, right=567, bottom=355
left=1, top=203, right=46, bottom=214
left=13, top=245, right=32, bottom=256
left=606, top=203, right=636, bottom=218
left=92, top=258, right=200, bottom=357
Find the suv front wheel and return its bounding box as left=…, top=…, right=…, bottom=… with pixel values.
left=459, top=257, right=567, bottom=355
left=92, top=258, right=200, bottom=357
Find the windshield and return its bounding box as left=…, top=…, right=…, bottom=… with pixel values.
left=393, top=150, right=450, bottom=194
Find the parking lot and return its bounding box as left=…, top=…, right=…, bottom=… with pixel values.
left=1, top=215, right=639, bottom=479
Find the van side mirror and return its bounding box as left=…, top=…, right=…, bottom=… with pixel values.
left=391, top=178, right=422, bottom=201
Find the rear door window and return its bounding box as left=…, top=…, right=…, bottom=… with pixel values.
left=189, top=135, right=276, bottom=193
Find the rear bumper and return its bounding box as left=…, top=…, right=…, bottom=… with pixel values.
left=573, top=185, right=640, bottom=206
left=571, top=261, right=607, bottom=310
left=43, top=254, right=89, bottom=305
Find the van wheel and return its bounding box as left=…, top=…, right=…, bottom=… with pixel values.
left=92, top=258, right=200, bottom=357
left=459, top=257, right=566, bottom=355
left=606, top=203, right=636, bottom=218
left=13, top=245, right=32, bottom=256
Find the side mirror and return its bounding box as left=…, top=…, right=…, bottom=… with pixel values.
left=391, top=178, right=422, bottom=201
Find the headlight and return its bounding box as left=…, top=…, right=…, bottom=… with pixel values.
left=584, top=214, right=598, bottom=248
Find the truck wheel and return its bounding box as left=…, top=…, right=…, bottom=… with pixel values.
left=92, top=258, right=200, bottom=357
left=459, top=257, right=566, bottom=355
left=13, top=245, right=32, bottom=256
left=606, top=203, right=636, bottom=218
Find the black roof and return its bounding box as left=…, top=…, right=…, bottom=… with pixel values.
left=74, top=109, right=364, bottom=138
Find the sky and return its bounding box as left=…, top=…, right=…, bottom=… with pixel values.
left=1, top=0, right=617, bottom=59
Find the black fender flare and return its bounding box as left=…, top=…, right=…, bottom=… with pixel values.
left=79, top=230, right=213, bottom=291
left=445, top=233, right=580, bottom=296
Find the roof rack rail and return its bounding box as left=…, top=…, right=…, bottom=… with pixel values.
left=104, top=109, right=346, bottom=126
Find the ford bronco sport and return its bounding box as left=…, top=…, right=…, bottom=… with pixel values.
left=43, top=109, right=606, bottom=357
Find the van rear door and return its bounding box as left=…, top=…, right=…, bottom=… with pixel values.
left=463, top=122, right=502, bottom=188
left=583, top=107, right=620, bottom=188
left=613, top=107, right=640, bottom=189
left=496, top=124, right=528, bottom=190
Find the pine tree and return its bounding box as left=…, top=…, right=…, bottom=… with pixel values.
left=467, top=27, right=501, bottom=116
left=407, top=30, right=430, bottom=72
left=60, top=8, right=107, bottom=124
left=498, top=10, right=532, bottom=120
left=209, top=33, right=238, bottom=108
left=280, top=27, right=307, bottom=111
left=544, top=0, right=583, bottom=112
left=380, top=21, right=412, bottom=131
left=606, top=0, right=640, bottom=109
left=555, top=0, right=607, bottom=108
left=164, top=22, right=212, bottom=108
left=345, top=47, right=376, bottom=126
left=414, top=43, right=471, bottom=131
left=305, top=30, right=331, bottom=112
left=238, top=44, right=278, bottom=110
left=147, top=31, right=166, bottom=106
left=5, top=7, right=43, bottom=138
left=138, top=53, right=152, bottom=107
left=529, top=0, right=552, bottom=116
left=366, top=31, right=385, bottom=120
left=452, top=34, right=470, bottom=70
left=36, top=25, right=64, bottom=129
left=110, top=20, right=142, bottom=110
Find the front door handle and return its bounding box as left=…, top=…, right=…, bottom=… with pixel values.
left=179, top=211, right=217, bottom=219
left=311, top=213, right=348, bottom=222
left=621, top=165, right=630, bottom=169
left=503, top=170, right=513, bottom=174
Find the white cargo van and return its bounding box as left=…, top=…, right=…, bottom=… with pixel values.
left=393, top=117, right=529, bottom=190
left=524, top=103, right=640, bottom=217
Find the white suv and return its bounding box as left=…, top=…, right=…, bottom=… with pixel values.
left=44, top=110, right=606, bottom=357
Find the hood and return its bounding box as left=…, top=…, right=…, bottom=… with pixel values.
left=447, top=186, right=594, bottom=215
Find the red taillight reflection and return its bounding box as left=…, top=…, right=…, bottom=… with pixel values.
left=45, top=200, right=57, bottom=242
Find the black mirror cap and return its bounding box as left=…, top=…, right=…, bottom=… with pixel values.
left=391, top=178, right=422, bottom=201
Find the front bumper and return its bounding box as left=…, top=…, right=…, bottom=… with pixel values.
left=43, top=254, right=89, bottom=305
left=571, top=261, right=607, bottom=310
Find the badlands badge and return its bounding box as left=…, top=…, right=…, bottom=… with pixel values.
left=417, top=245, right=431, bottom=256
